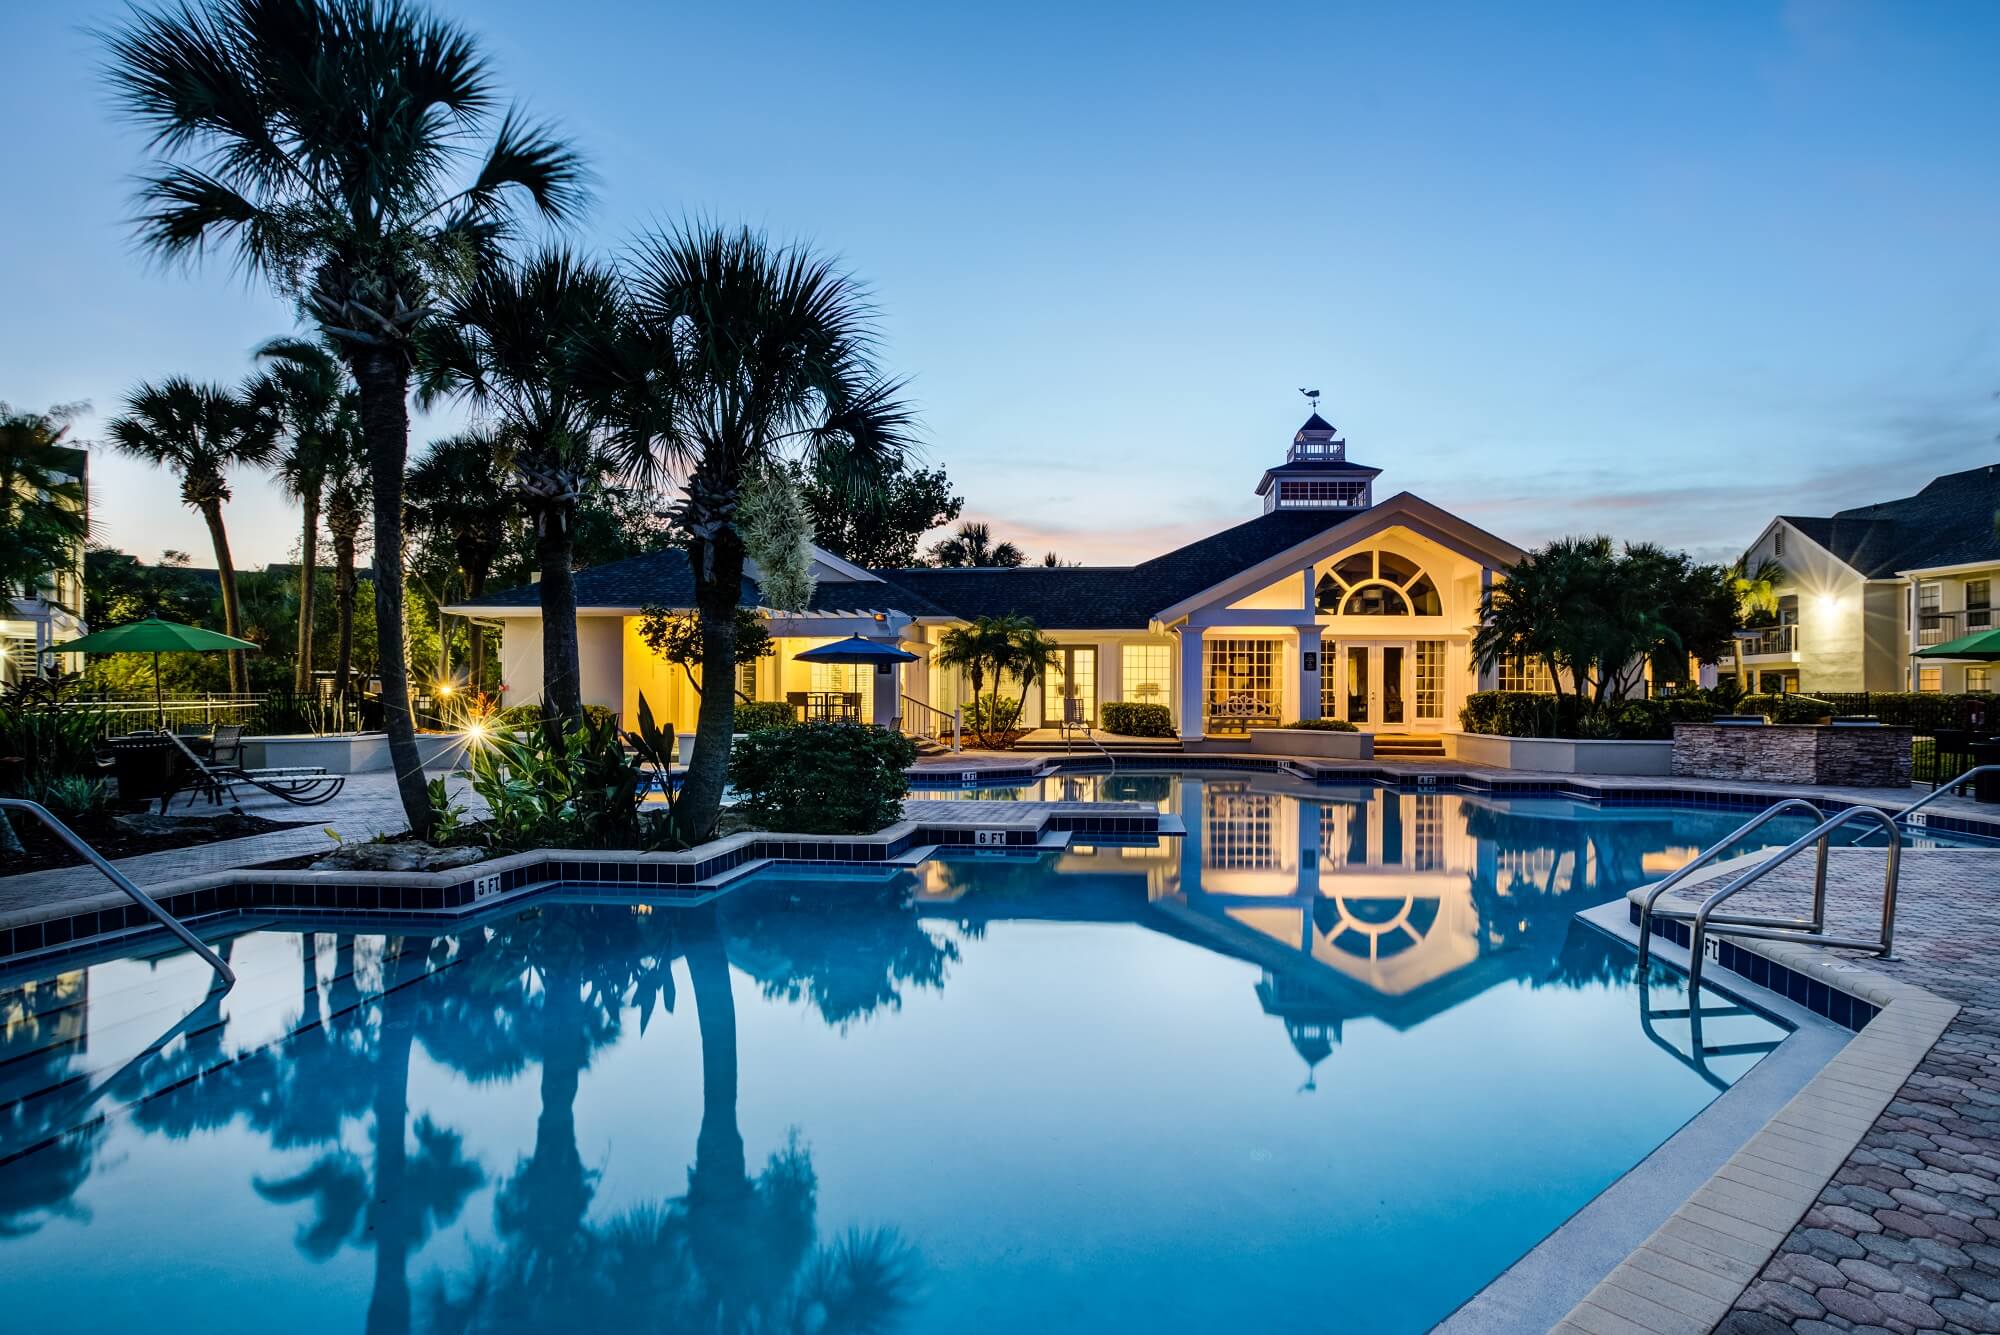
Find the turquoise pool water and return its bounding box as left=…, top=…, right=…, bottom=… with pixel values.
left=0, top=775, right=1855, bottom=1332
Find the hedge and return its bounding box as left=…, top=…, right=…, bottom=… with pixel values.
left=1283, top=718, right=1358, bottom=732
left=1101, top=701, right=1175, bottom=737
left=1459, top=691, right=1717, bottom=740
left=733, top=700, right=798, bottom=732
left=726, top=722, right=918, bottom=834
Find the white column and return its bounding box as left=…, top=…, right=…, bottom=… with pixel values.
left=1297, top=626, right=1323, bottom=720
left=1178, top=625, right=1205, bottom=740
left=872, top=661, right=900, bottom=726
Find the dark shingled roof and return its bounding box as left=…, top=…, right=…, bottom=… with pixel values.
left=1782, top=463, right=2000, bottom=578
left=1298, top=412, right=1338, bottom=434
left=471, top=507, right=1372, bottom=629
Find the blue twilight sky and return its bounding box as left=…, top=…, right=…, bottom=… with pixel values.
left=3, top=0, right=1997, bottom=570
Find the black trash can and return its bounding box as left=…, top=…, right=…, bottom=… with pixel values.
left=109, top=733, right=182, bottom=803
left=1971, top=741, right=2000, bottom=803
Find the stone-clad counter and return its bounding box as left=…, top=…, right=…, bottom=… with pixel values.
left=1671, top=723, right=1912, bottom=787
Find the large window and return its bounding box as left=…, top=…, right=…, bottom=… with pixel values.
left=1970, top=580, right=1992, bottom=630
left=1971, top=668, right=1991, bottom=692
left=1120, top=643, right=1172, bottom=708
left=1205, top=638, right=1279, bottom=731
left=1277, top=479, right=1368, bottom=509
left=1919, top=666, right=1943, bottom=692
left=1919, top=583, right=1941, bottom=614
left=1497, top=653, right=1555, bottom=693
left=1314, top=550, right=1442, bottom=617
left=1415, top=640, right=1445, bottom=720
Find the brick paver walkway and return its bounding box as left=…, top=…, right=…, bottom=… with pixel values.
left=1657, top=850, right=2000, bottom=1335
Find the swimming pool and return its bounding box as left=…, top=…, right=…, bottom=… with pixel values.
left=2, top=774, right=1913, bottom=1332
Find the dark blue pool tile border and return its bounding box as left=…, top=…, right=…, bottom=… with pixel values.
left=1626, top=901, right=1881, bottom=1033
left=0, top=807, right=1174, bottom=970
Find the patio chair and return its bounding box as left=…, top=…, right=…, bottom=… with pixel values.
left=1057, top=695, right=1090, bottom=741
left=160, top=730, right=347, bottom=812
left=208, top=723, right=245, bottom=767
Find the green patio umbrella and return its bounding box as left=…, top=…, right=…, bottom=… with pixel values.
left=1914, top=629, right=2000, bottom=661
left=54, top=617, right=260, bottom=731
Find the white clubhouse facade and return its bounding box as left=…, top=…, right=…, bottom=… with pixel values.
left=447, top=412, right=1527, bottom=743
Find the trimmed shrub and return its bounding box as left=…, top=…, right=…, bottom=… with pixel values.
left=733, top=700, right=798, bottom=732
left=1459, top=691, right=1579, bottom=738
left=1283, top=718, right=1358, bottom=732
left=965, top=693, right=1023, bottom=734
left=1101, top=701, right=1174, bottom=737
left=728, top=722, right=920, bottom=835
left=1460, top=690, right=1716, bottom=740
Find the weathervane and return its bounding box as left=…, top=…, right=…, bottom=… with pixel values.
left=1298, top=387, right=1321, bottom=413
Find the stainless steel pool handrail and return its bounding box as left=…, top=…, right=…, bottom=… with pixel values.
left=1686, top=805, right=1901, bottom=994
left=1635, top=798, right=1824, bottom=973
left=0, top=797, right=237, bottom=985
left=1881, top=763, right=2000, bottom=831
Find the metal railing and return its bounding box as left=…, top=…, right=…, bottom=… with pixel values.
left=1738, top=624, right=1798, bottom=656
left=1918, top=612, right=1963, bottom=647
left=899, top=695, right=961, bottom=752
left=0, top=797, right=237, bottom=984
left=1635, top=798, right=1825, bottom=973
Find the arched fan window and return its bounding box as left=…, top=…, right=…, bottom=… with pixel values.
left=1314, top=551, right=1443, bottom=616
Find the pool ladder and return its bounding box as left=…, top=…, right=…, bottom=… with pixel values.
left=0, top=797, right=236, bottom=985
left=1635, top=798, right=1901, bottom=995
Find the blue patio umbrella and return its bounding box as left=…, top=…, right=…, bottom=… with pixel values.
left=792, top=635, right=920, bottom=665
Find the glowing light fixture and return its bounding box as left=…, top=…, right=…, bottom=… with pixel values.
left=436, top=681, right=455, bottom=697
left=1816, top=593, right=1838, bottom=614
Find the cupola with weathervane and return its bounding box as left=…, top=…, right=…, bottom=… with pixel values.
left=1255, top=391, right=1381, bottom=514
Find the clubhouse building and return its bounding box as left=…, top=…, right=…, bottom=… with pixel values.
left=446, top=411, right=1528, bottom=743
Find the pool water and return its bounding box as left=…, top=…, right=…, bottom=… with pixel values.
left=0, top=774, right=1868, bottom=1333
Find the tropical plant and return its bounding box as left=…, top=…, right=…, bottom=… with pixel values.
left=405, top=429, right=515, bottom=689
left=726, top=722, right=917, bottom=835
left=0, top=403, right=90, bottom=608
left=931, top=614, right=1045, bottom=746
left=925, top=520, right=1023, bottom=568
left=623, top=693, right=678, bottom=830
left=1474, top=536, right=1740, bottom=706
left=106, top=378, right=278, bottom=692
left=104, top=0, right=587, bottom=836
left=593, top=223, right=917, bottom=843
left=790, top=456, right=959, bottom=569
left=418, top=248, right=625, bottom=730
left=248, top=337, right=359, bottom=692
left=637, top=606, right=773, bottom=700
left=465, top=712, right=656, bottom=851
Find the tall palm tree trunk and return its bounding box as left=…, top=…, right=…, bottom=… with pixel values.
left=295, top=487, right=321, bottom=694
left=680, top=528, right=747, bottom=842
left=535, top=502, right=583, bottom=733
left=465, top=567, right=489, bottom=691
left=333, top=528, right=358, bottom=709
left=353, top=352, right=431, bottom=838
left=200, top=499, right=248, bottom=694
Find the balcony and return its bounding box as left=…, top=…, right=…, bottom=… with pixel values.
left=1738, top=624, right=1797, bottom=657
left=1919, top=612, right=1962, bottom=647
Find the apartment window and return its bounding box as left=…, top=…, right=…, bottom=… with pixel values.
left=1415, top=640, right=1446, bottom=720
left=1120, top=643, right=1172, bottom=709
left=1969, top=580, right=1992, bottom=630
left=1919, top=583, right=1941, bottom=615
left=1497, top=653, right=1555, bottom=694
left=1919, top=666, right=1943, bottom=692
left=1971, top=668, right=1991, bottom=693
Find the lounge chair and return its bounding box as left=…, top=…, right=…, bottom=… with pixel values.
left=161, top=730, right=347, bottom=811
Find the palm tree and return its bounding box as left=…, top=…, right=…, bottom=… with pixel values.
left=249, top=337, right=358, bottom=693
left=417, top=248, right=625, bottom=728
left=1726, top=554, right=1785, bottom=690
left=595, top=224, right=917, bottom=840
left=933, top=614, right=1037, bottom=745
left=0, top=403, right=90, bottom=618
left=928, top=520, right=1023, bottom=568
left=103, top=0, right=587, bottom=834
left=324, top=440, right=373, bottom=706
left=404, top=430, right=514, bottom=691
left=107, top=379, right=277, bottom=692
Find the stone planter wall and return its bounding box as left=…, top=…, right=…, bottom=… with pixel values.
left=1247, top=728, right=1375, bottom=760
left=1445, top=732, right=1675, bottom=776
left=1670, top=723, right=1912, bottom=786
